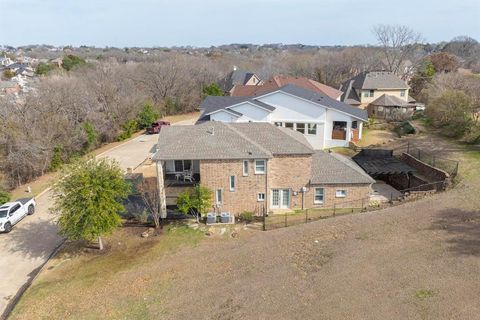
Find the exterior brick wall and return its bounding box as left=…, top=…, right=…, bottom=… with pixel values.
left=200, top=159, right=267, bottom=215
left=167, top=156, right=373, bottom=216
left=267, top=155, right=312, bottom=211
left=304, top=184, right=372, bottom=209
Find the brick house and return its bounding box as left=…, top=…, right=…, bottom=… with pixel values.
left=152, top=122, right=374, bottom=217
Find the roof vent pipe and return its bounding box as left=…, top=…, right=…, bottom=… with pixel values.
left=209, top=126, right=215, bottom=136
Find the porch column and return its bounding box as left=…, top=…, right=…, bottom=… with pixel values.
left=156, top=160, right=167, bottom=219
left=359, top=122, right=363, bottom=140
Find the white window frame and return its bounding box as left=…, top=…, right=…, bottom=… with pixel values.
left=257, top=193, right=265, bottom=202
left=215, top=189, right=223, bottom=204
left=229, top=175, right=236, bottom=192
left=295, top=123, right=305, bottom=134
left=254, top=159, right=266, bottom=174
left=307, top=123, right=317, bottom=135
left=335, top=189, right=347, bottom=198
left=242, top=160, right=249, bottom=176
left=271, top=189, right=291, bottom=209
left=400, top=89, right=406, bottom=97
left=314, top=187, right=324, bottom=204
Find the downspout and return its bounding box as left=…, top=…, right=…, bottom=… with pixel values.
left=265, top=159, right=269, bottom=215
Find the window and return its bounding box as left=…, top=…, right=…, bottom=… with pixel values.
left=272, top=189, right=280, bottom=207
left=285, top=122, right=294, bottom=130
left=229, top=176, right=236, bottom=191
left=363, top=91, right=369, bottom=98
left=314, top=188, right=324, bottom=204
left=242, top=160, right=249, bottom=176
left=352, top=121, right=358, bottom=129
left=271, top=189, right=290, bottom=208
left=335, top=189, right=347, bottom=198
left=215, top=189, right=223, bottom=204
left=307, top=123, right=317, bottom=135
left=174, top=160, right=191, bottom=172
left=255, top=159, right=266, bottom=174
left=377, top=106, right=384, bottom=112
left=296, top=123, right=305, bottom=134
left=369, top=90, right=374, bottom=97
left=257, top=193, right=265, bottom=201
left=274, top=122, right=283, bottom=127
left=9, top=204, right=20, bottom=214
left=400, top=90, right=406, bottom=97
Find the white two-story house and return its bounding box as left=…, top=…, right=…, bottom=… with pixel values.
left=197, top=84, right=368, bottom=149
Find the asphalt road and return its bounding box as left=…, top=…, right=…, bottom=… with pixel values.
left=0, top=131, right=166, bottom=316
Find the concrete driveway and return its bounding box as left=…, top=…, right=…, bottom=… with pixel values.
left=0, top=128, right=176, bottom=317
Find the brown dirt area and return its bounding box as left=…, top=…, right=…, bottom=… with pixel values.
left=10, top=131, right=480, bottom=320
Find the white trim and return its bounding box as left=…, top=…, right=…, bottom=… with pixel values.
left=242, top=160, right=249, bottom=176
left=335, top=189, right=347, bottom=198
left=254, top=159, right=266, bottom=174
left=257, top=193, right=265, bottom=202
left=205, top=108, right=242, bottom=117
left=229, top=175, right=236, bottom=192
left=228, top=101, right=274, bottom=113
left=314, top=187, right=324, bottom=204
left=215, top=189, right=223, bottom=204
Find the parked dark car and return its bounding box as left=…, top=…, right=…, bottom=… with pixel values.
left=146, top=120, right=170, bottom=134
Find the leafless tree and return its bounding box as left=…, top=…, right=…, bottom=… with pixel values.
left=138, top=178, right=162, bottom=228
left=373, top=25, right=423, bottom=76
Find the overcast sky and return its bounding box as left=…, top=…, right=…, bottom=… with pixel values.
left=1, top=0, right=479, bottom=47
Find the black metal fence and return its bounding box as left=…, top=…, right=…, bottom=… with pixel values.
left=263, top=198, right=369, bottom=231
left=400, top=143, right=459, bottom=177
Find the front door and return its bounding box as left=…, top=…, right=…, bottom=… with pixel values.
left=271, top=189, right=290, bottom=209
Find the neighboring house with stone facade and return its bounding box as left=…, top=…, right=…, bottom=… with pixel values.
left=340, top=71, right=418, bottom=120
left=198, top=84, right=368, bottom=149
left=152, top=121, right=374, bottom=217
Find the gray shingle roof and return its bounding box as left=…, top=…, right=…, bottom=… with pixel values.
left=153, top=122, right=314, bottom=161
left=344, top=71, right=409, bottom=90
left=310, top=151, right=375, bottom=184
left=199, top=84, right=368, bottom=122
left=371, top=94, right=414, bottom=107
left=197, top=96, right=276, bottom=122
left=218, top=70, right=261, bottom=91
left=278, top=84, right=368, bottom=120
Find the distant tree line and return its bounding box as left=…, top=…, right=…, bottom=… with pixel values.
left=0, top=29, right=479, bottom=190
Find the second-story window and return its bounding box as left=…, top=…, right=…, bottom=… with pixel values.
left=229, top=176, right=236, bottom=192
left=255, top=159, right=266, bottom=174
left=369, top=90, right=374, bottom=97
left=296, top=123, right=305, bottom=134
left=243, top=160, right=249, bottom=176
left=307, top=123, right=317, bottom=135
left=400, top=90, right=406, bottom=97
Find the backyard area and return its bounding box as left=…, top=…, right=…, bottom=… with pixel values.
left=9, top=130, right=480, bottom=320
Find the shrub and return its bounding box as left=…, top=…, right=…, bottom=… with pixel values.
left=132, top=210, right=149, bottom=224
left=82, top=121, right=98, bottom=151
left=137, top=102, right=159, bottom=128
left=176, top=185, right=213, bottom=222
left=35, top=62, right=56, bottom=75
left=0, top=190, right=10, bottom=206
left=49, top=146, right=64, bottom=171
left=62, top=55, right=86, bottom=71
left=118, top=119, right=138, bottom=141
left=395, top=121, right=416, bottom=136
left=239, top=211, right=254, bottom=223
left=201, top=83, right=223, bottom=98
